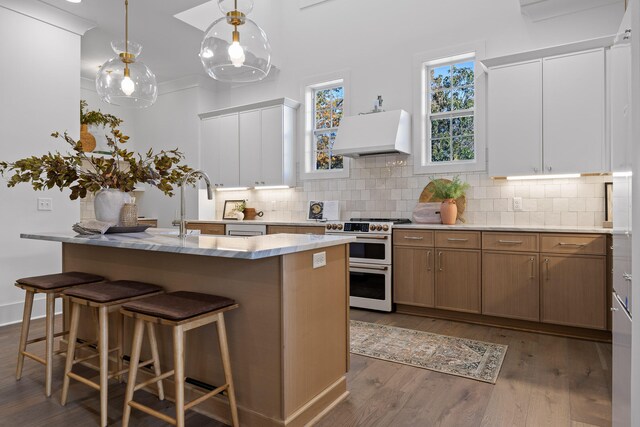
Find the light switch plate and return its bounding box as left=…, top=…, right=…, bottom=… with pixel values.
left=313, top=251, right=326, bottom=269
left=37, top=198, right=52, bottom=211
left=513, top=197, right=523, bottom=211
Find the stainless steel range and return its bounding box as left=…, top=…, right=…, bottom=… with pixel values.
left=325, top=218, right=411, bottom=312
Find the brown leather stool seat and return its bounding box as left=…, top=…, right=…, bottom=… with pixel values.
left=16, top=271, right=104, bottom=290
left=122, top=291, right=236, bottom=321
left=63, top=280, right=163, bottom=303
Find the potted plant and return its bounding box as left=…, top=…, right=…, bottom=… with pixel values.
left=429, top=176, right=470, bottom=225
left=0, top=124, right=194, bottom=225
left=80, top=100, right=122, bottom=152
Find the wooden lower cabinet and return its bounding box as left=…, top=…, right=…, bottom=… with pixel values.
left=482, top=252, right=540, bottom=321
left=137, top=218, right=158, bottom=227
left=540, top=254, right=607, bottom=330
left=267, top=225, right=325, bottom=235
left=185, top=223, right=225, bottom=235
left=435, top=249, right=481, bottom=313
left=393, top=246, right=434, bottom=307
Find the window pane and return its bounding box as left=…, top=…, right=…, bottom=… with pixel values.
left=332, top=108, right=343, bottom=128
left=316, top=151, right=330, bottom=170
left=431, top=138, right=451, bottom=162
left=331, top=87, right=344, bottom=108
left=452, top=136, right=475, bottom=160
left=315, top=89, right=331, bottom=109
left=430, top=65, right=451, bottom=90
left=331, top=153, right=344, bottom=169
left=431, top=118, right=450, bottom=139
left=452, top=116, right=474, bottom=136
left=430, top=90, right=452, bottom=113
left=452, top=61, right=474, bottom=87
left=452, top=87, right=474, bottom=110
left=315, top=109, right=331, bottom=129
left=316, top=133, right=330, bottom=151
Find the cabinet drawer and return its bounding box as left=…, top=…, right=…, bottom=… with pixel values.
left=137, top=219, right=158, bottom=228
left=267, top=225, right=298, bottom=235
left=540, top=234, right=606, bottom=255
left=482, top=232, right=538, bottom=252
left=435, top=231, right=481, bottom=249
left=298, top=226, right=325, bottom=235
left=186, top=223, right=225, bottom=235
left=393, top=230, right=434, bottom=247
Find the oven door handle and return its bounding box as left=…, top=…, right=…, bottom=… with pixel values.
left=350, top=263, right=389, bottom=271
left=352, top=235, right=389, bottom=240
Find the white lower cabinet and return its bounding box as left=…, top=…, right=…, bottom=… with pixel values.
left=612, top=293, right=632, bottom=427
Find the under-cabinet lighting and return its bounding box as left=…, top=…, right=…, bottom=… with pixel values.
left=505, top=174, right=581, bottom=181
left=254, top=185, right=290, bottom=190
left=613, top=171, right=633, bottom=177
left=66, top=0, right=81, bottom=3
left=216, top=187, right=250, bottom=192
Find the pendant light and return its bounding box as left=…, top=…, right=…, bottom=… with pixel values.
left=200, top=0, right=272, bottom=83
left=96, top=0, right=157, bottom=108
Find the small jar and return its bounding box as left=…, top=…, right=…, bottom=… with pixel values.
left=120, top=203, right=138, bottom=227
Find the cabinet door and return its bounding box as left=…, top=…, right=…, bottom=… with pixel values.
left=185, top=223, right=225, bottom=235
left=435, top=249, right=481, bottom=313
left=543, top=49, right=605, bottom=174
left=261, top=106, right=284, bottom=186
left=393, top=246, right=434, bottom=307
left=200, top=117, right=221, bottom=185
left=217, top=114, right=240, bottom=188
left=612, top=293, right=632, bottom=427
left=482, top=252, right=539, bottom=321
left=540, top=255, right=606, bottom=329
left=610, top=43, right=632, bottom=172
left=487, top=60, right=543, bottom=176
left=239, top=110, right=262, bottom=187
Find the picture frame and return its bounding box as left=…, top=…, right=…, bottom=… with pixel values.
left=604, top=182, right=613, bottom=222
left=223, top=199, right=245, bottom=220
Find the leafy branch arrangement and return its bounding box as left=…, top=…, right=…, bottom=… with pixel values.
left=429, top=175, right=470, bottom=200
left=80, top=100, right=122, bottom=128
left=0, top=125, right=194, bottom=200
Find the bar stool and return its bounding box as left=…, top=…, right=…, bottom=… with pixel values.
left=120, top=291, right=239, bottom=427
left=61, top=280, right=164, bottom=427
left=14, top=271, right=105, bottom=397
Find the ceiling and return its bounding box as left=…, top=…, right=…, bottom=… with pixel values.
left=40, top=0, right=216, bottom=82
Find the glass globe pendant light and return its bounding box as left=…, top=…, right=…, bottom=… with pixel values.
left=96, top=0, right=157, bottom=108
left=200, top=0, right=272, bottom=83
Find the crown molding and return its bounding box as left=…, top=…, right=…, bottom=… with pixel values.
left=0, top=0, right=96, bottom=35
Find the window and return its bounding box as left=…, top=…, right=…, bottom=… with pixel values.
left=413, top=43, right=486, bottom=174
left=313, top=84, right=344, bottom=171
left=428, top=59, right=475, bottom=162
left=301, top=71, right=350, bottom=180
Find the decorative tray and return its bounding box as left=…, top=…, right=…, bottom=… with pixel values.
left=105, top=225, right=151, bottom=234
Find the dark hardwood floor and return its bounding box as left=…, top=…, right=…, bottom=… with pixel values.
left=0, top=310, right=611, bottom=426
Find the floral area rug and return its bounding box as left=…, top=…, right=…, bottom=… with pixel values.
left=350, top=320, right=507, bottom=384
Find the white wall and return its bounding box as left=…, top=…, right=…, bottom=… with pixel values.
left=0, top=7, right=82, bottom=325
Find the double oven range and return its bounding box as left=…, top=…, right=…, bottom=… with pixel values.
left=325, top=218, right=410, bottom=312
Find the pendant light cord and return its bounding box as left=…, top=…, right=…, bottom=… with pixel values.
left=124, top=0, right=129, bottom=74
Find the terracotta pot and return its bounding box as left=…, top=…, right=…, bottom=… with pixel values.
left=243, top=208, right=264, bottom=220
left=80, top=124, right=96, bottom=152
left=440, top=199, right=458, bottom=225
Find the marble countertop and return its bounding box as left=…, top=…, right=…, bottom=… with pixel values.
left=186, top=219, right=329, bottom=227
left=21, top=229, right=355, bottom=260
left=393, top=223, right=613, bottom=234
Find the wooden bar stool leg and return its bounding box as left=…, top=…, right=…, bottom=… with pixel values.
left=16, top=289, right=35, bottom=380
left=44, top=293, right=55, bottom=397
left=216, top=313, right=239, bottom=427
left=116, top=313, right=124, bottom=383
left=146, top=322, right=165, bottom=400
left=122, top=318, right=145, bottom=427
left=61, top=302, right=80, bottom=406
left=98, top=305, right=109, bottom=427
left=173, top=325, right=186, bottom=427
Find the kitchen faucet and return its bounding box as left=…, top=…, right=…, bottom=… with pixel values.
left=179, top=170, right=213, bottom=238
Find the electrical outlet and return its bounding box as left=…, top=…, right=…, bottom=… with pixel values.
left=513, top=197, right=523, bottom=211
left=37, top=198, right=53, bottom=211
left=313, top=251, right=327, bottom=269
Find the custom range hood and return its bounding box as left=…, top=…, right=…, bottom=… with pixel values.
left=332, top=109, right=411, bottom=158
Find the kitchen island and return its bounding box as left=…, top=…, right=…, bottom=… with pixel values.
left=21, top=230, right=354, bottom=427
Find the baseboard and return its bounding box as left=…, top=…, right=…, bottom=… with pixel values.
left=0, top=298, right=63, bottom=327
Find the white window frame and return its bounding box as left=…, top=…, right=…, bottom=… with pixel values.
left=413, top=42, right=487, bottom=175
left=300, top=70, right=351, bottom=180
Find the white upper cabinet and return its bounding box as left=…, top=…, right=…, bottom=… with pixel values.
left=488, top=60, right=542, bottom=177
left=610, top=4, right=632, bottom=173
left=485, top=43, right=608, bottom=177
left=200, top=98, right=300, bottom=189
left=543, top=49, right=605, bottom=174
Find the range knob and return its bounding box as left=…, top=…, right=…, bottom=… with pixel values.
left=332, top=224, right=339, bottom=230
left=326, top=224, right=331, bottom=230
left=337, top=224, right=343, bottom=230
left=375, top=224, right=383, bottom=231
left=382, top=224, right=389, bottom=231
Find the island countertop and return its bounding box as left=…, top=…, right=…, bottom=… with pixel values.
left=21, top=229, right=355, bottom=259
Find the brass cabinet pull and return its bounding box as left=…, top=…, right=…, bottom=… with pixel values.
left=403, top=236, right=424, bottom=240
left=544, top=258, right=550, bottom=280
left=498, top=240, right=524, bottom=244
left=438, top=251, right=444, bottom=271
left=447, top=238, right=469, bottom=242
left=558, top=242, right=587, bottom=247
left=529, top=257, right=535, bottom=279
left=427, top=250, right=432, bottom=271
